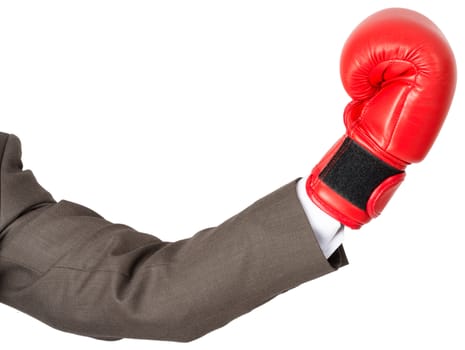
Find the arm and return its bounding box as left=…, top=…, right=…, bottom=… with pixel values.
left=0, top=132, right=347, bottom=342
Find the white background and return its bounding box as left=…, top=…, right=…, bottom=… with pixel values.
left=1, top=1, right=463, bottom=349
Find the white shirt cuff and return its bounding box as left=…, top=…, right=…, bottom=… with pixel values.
left=296, top=177, right=344, bottom=259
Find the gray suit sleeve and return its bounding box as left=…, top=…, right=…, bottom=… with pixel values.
left=0, top=132, right=348, bottom=342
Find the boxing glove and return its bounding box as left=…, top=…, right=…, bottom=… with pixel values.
left=306, top=8, right=456, bottom=229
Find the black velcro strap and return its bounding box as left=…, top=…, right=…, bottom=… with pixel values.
left=319, top=138, right=403, bottom=210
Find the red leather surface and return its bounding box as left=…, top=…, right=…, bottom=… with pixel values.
left=341, top=8, right=456, bottom=166
left=366, top=172, right=406, bottom=218
left=307, top=8, right=456, bottom=228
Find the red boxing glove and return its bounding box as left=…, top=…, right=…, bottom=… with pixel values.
left=306, top=8, right=456, bottom=229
